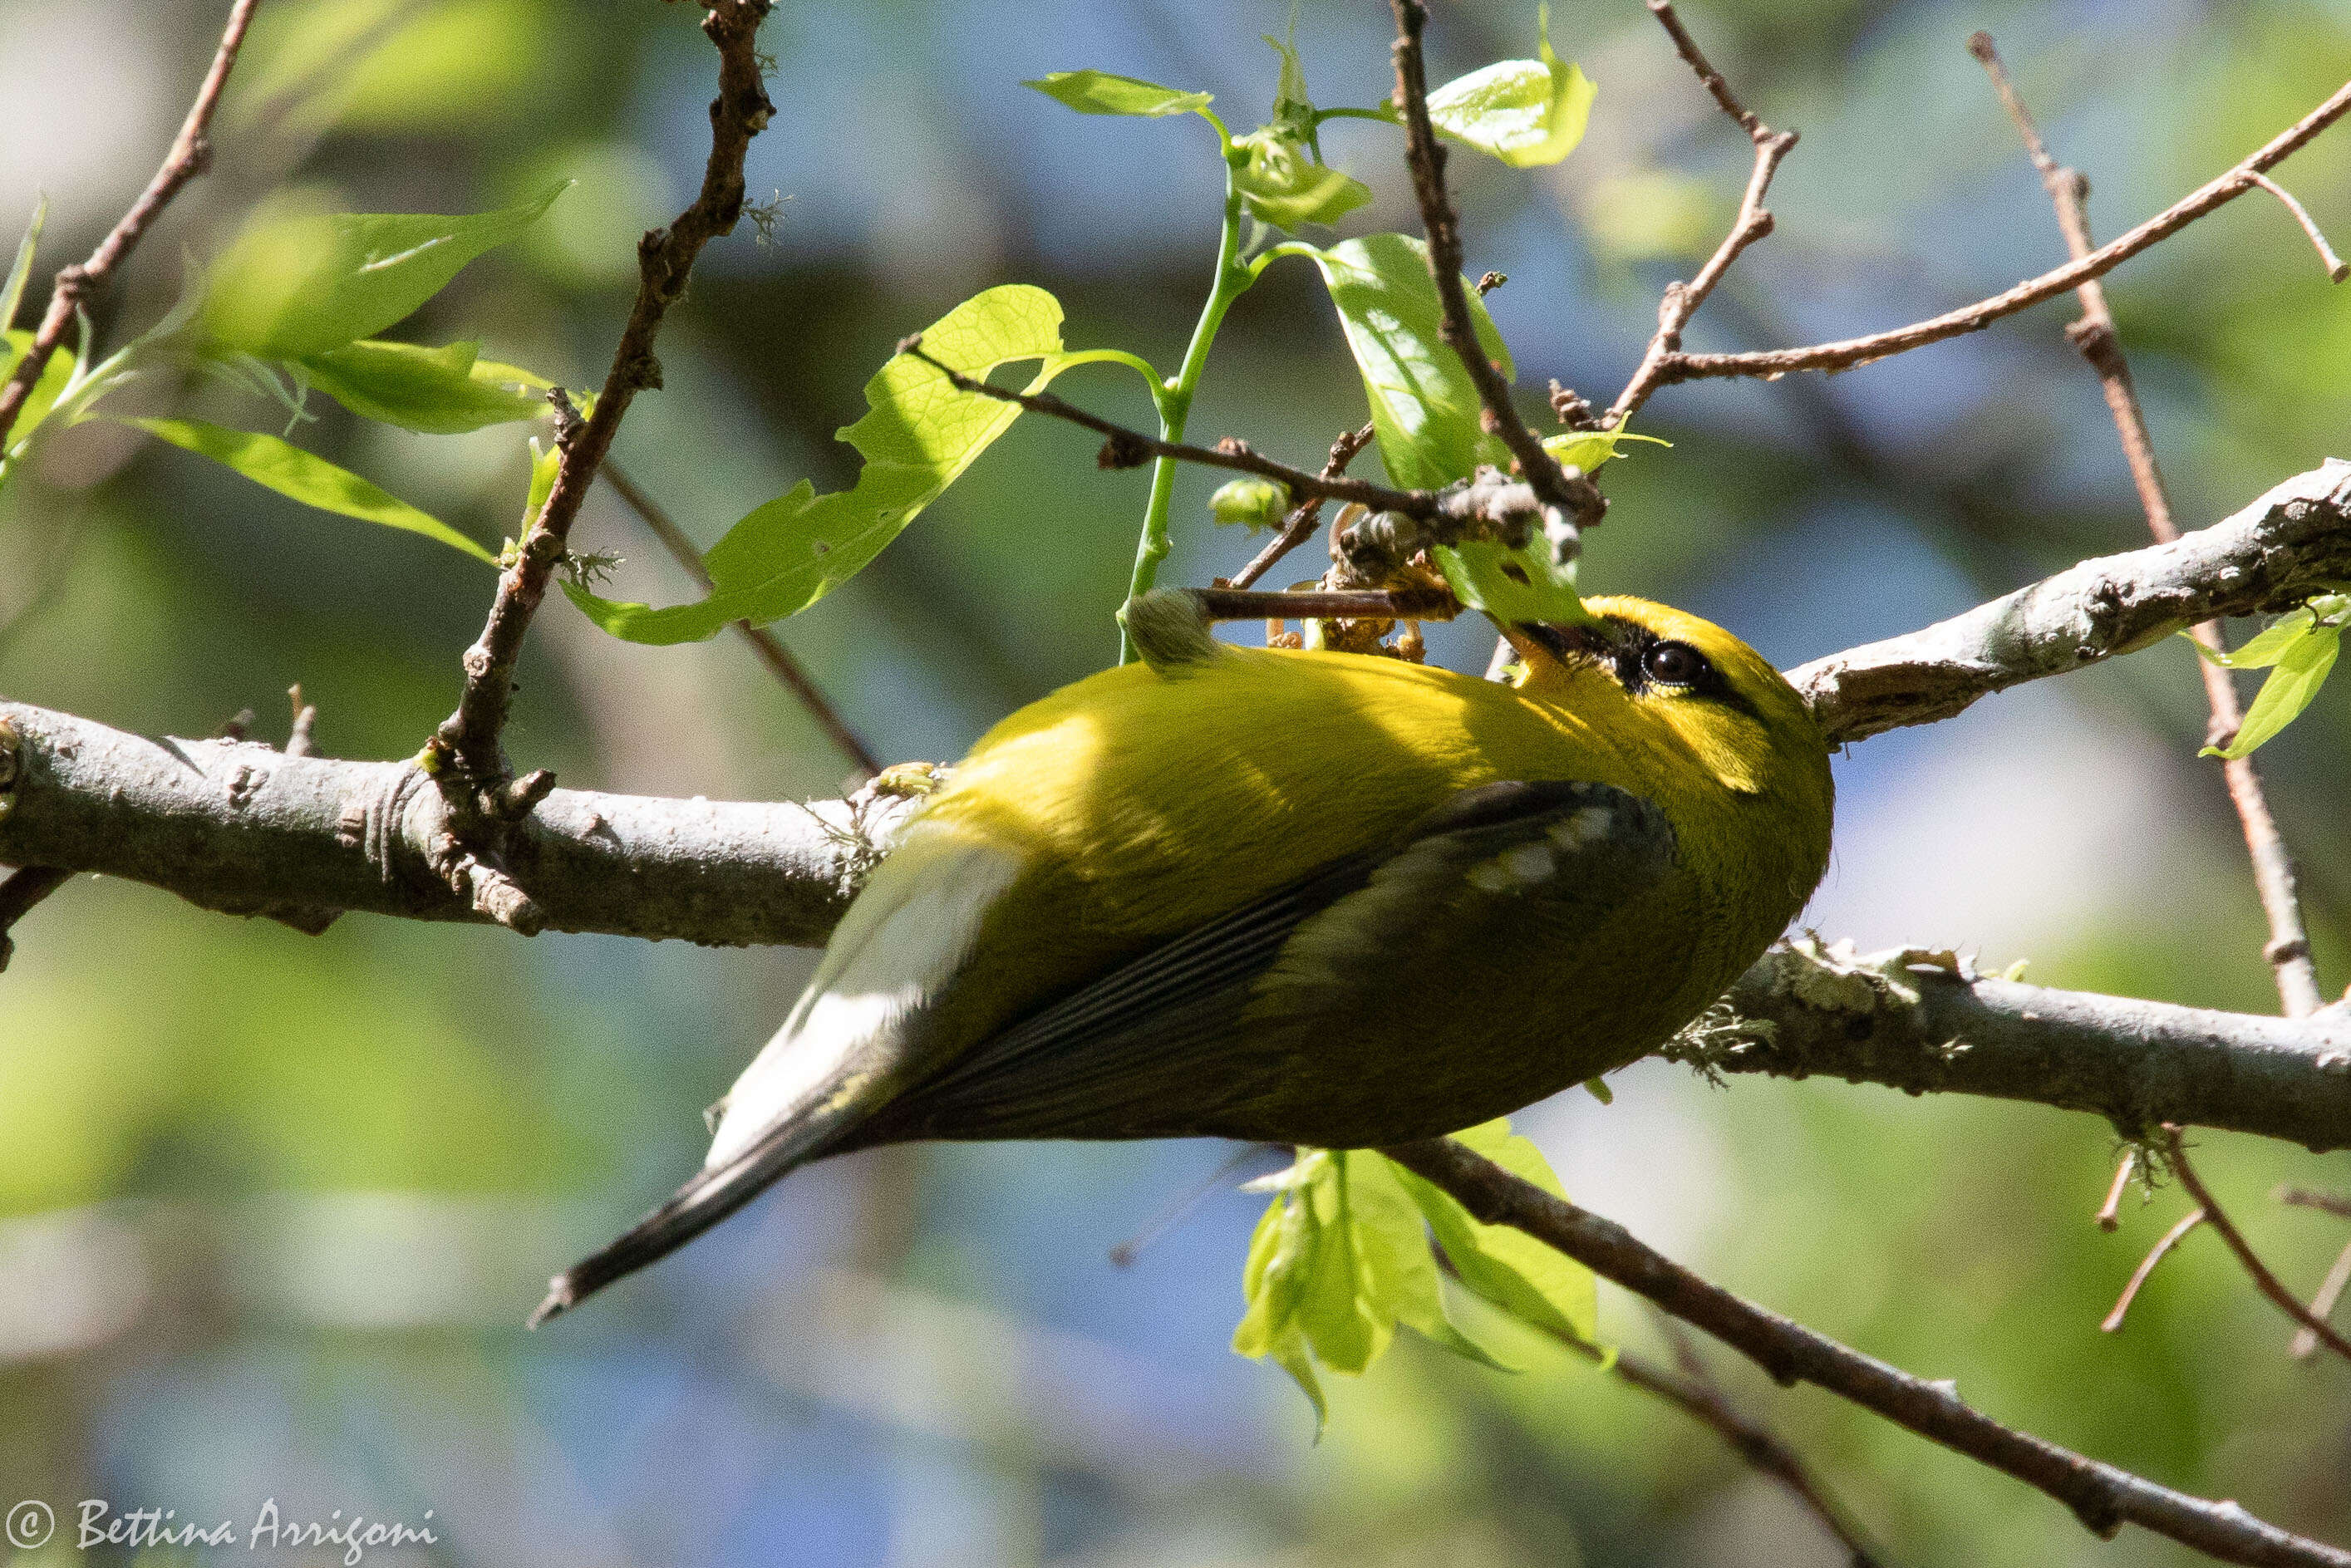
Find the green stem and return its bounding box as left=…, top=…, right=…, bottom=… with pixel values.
left=1118, top=153, right=1254, bottom=665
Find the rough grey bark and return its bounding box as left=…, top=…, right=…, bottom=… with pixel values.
left=1789, top=460, right=2351, bottom=743
left=1699, top=940, right=2351, bottom=1152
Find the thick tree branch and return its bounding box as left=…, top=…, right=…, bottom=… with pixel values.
left=1653, top=76, right=2351, bottom=390
left=0, top=0, right=263, bottom=452
left=1384, top=1138, right=2351, bottom=1568
left=1695, top=940, right=2351, bottom=1153
left=1790, top=460, right=2351, bottom=744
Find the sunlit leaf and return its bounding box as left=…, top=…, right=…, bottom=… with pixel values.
left=1, top=328, right=75, bottom=446
left=2190, top=597, right=2348, bottom=668
left=1388, top=1120, right=1600, bottom=1344
left=2, top=195, right=45, bottom=337
left=1233, top=130, right=1370, bottom=231
left=2203, top=622, right=2343, bottom=759
left=1303, top=233, right=1514, bottom=489
left=1433, top=537, right=1591, bottom=627
left=1541, top=428, right=1671, bottom=474
left=1232, top=1147, right=1515, bottom=1430
left=1023, top=70, right=1212, bottom=120
left=121, top=415, right=497, bottom=563
left=199, top=184, right=567, bottom=358
left=298, top=338, right=550, bottom=432
left=568, top=285, right=1121, bottom=641
left=1419, top=5, right=1596, bottom=169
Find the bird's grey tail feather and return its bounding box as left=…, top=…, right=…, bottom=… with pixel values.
left=529, top=1112, right=844, bottom=1327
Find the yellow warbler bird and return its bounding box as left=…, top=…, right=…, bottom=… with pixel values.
left=534, top=592, right=1833, bottom=1322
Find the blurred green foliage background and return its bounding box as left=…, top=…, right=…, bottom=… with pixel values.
left=4, top=0, right=2351, bottom=1563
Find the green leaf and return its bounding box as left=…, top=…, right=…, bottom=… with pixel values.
left=2191, top=599, right=2349, bottom=668
left=567, top=285, right=1109, bottom=641
left=1263, top=30, right=1316, bottom=141
left=1420, top=5, right=1596, bottom=169
left=199, top=184, right=567, bottom=358
left=2, top=328, right=75, bottom=445
left=1232, top=1147, right=1515, bottom=1429
left=121, top=415, right=497, bottom=564
left=1304, top=233, right=1514, bottom=490
left=1209, top=474, right=1289, bottom=531
left=2203, top=622, right=2343, bottom=759
left=297, top=338, right=550, bottom=432
left=1541, top=428, right=1670, bottom=475
left=2, top=194, right=45, bottom=337
left=1023, top=71, right=1212, bottom=120
left=1389, top=1120, right=1600, bottom=1344
left=1233, top=130, right=1371, bottom=231
left=1433, top=536, right=1591, bottom=627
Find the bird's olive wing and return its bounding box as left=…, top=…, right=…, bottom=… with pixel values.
left=857, top=779, right=1677, bottom=1147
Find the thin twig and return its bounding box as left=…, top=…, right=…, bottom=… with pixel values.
left=2278, top=1187, right=2351, bottom=1221
left=2162, top=1127, right=2351, bottom=1365
left=1191, top=585, right=1457, bottom=623
left=2103, top=1207, right=2206, bottom=1333
left=1971, top=32, right=2324, bottom=1018
left=2097, top=1148, right=2139, bottom=1231
left=1385, top=1136, right=2351, bottom=1568
left=1387, top=0, right=1601, bottom=554
left=1227, top=422, right=1374, bottom=591
left=1605, top=2, right=1799, bottom=431
left=1654, top=76, right=2351, bottom=389
left=898, top=340, right=1570, bottom=549
left=0, top=0, right=263, bottom=451
left=601, top=460, right=880, bottom=781
left=425, top=0, right=773, bottom=931
left=2246, top=172, right=2351, bottom=283
left=2291, top=1237, right=2351, bottom=1359
left=433, top=0, right=773, bottom=787
left=1107, top=1144, right=1266, bottom=1269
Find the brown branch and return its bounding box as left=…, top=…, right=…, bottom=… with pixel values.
left=2291, top=1237, right=2351, bottom=1360
left=2102, top=1207, right=2206, bottom=1333
left=1227, top=423, right=1375, bottom=591
left=2162, top=1127, right=2351, bottom=1366
left=1189, top=585, right=1458, bottom=624
left=2096, top=1148, right=2139, bottom=1231
left=1970, top=31, right=2324, bottom=1019
left=2247, top=173, right=2351, bottom=283
left=600, top=460, right=880, bottom=782
left=1387, top=0, right=1601, bottom=557
left=0, top=864, right=70, bottom=973
left=432, top=0, right=773, bottom=790
left=1385, top=1137, right=2351, bottom=1568
left=1605, top=2, right=1799, bottom=432
left=0, top=0, right=263, bottom=451
left=1651, top=75, right=2351, bottom=389
left=2278, top=1188, right=2351, bottom=1221
left=899, top=340, right=1576, bottom=551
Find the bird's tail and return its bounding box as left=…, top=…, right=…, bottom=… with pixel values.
left=528, top=1111, right=844, bottom=1327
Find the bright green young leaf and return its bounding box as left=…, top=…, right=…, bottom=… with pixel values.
left=1305, top=233, right=1514, bottom=490
left=2190, top=597, right=2349, bottom=669
left=1209, top=474, right=1289, bottom=531
left=1433, top=536, right=1591, bottom=627
left=199, top=184, right=567, bottom=358
left=1233, top=130, right=1370, bottom=231
left=2203, top=622, right=2344, bottom=759
left=1420, top=5, right=1596, bottom=169
left=2, top=195, right=45, bottom=337
left=298, top=338, right=550, bottom=432
left=1542, top=428, right=1670, bottom=475
left=1263, top=30, right=1316, bottom=140
left=1388, top=1119, right=1600, bottom=1344
left=2, top=328, right=75, bottom=446
left=567, top=285, right=1124, bottom=641
left=1023, top=70, right=1213, bottom=120
left=121, top=416, right=497, bottom=563
left=1232, top=1147, right=1514, bottom=1428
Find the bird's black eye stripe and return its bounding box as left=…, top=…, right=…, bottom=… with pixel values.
left=1595, top=617, right=1762, bottom=718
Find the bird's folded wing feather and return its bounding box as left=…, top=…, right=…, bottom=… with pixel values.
left=861, top=779, right=1678, bottom=1145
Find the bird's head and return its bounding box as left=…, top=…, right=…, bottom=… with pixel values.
left=1503, top=597, right=1832, bottom=811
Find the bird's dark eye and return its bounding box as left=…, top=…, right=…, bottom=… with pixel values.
left=1643, top=641, right=1709, bottom=687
